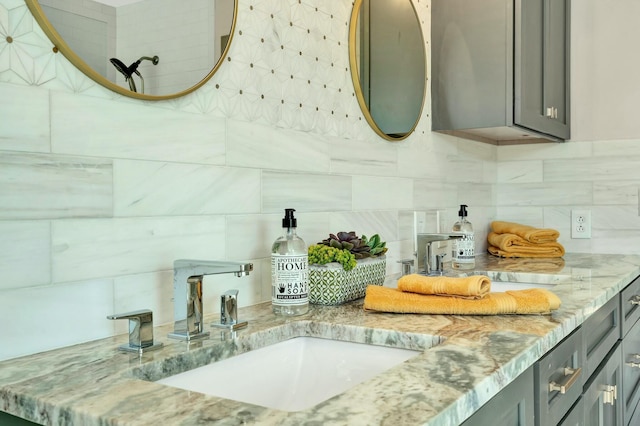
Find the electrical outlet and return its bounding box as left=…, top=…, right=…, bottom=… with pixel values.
left=571, top=210, right=591, bottom=239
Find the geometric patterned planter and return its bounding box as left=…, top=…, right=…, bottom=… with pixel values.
left=309, top=256, right=386, bottom=305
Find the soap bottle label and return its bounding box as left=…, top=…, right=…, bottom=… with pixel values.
left=453, top=233, right=475, bottom=263
left=271, top=254, right=309, bottom=304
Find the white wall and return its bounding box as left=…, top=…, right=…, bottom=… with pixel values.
left=0, top=0, right=496, bottom=361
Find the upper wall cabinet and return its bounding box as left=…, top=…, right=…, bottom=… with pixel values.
left=431, top=0, right=570, bottom=144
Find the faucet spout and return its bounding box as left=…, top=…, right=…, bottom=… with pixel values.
left=415, top=233, right=464, bottom=276
left=169, top=259, right=253, bottom=341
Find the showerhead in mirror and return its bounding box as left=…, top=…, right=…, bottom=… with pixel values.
left=109, top=55, right=160, bottom=93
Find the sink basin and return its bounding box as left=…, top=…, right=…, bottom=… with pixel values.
left=156, top=336, right=421, bottom=411
left=490, top=281, right=556, bottom=292
left=484, top=272, right=570, bottom=292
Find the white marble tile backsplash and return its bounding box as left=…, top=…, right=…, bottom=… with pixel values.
left=0, top=84, right=50, bottom=153
left=51, top=216, right=226, bottom=282
left=2, top=0, right=640, bottom=362
left=0, top=221, right=51, bottom=291
left=113, top=160, right=261, bottom=216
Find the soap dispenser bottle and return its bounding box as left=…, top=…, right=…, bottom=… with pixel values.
left=271, top=208, right=309, bottom=316
left=452, top=204, right=475, bottom=270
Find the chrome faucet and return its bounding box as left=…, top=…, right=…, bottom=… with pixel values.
left=107, top=309, right=163, bottom=354
left=415, top=233, right=464, bottom=276
left=168, top=259, right=253, bottom=341
left=213, top=289, right=248, bottom=329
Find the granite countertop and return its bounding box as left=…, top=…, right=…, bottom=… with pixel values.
left=2, top=253, right=640, bottom=426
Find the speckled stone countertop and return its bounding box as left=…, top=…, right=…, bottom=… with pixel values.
left=2, top=253, right=640, bottom=426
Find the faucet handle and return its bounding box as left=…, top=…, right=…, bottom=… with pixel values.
left=107, top=309, right=163, bottom=354
left=220, top=289, right=239, bottom=325
left=212, top=289, right=248, bottom=333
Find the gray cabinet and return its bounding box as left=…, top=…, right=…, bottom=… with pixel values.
left=431, top=0, right=570, bottom=144
left=534, top=327, right=584, bottom=425
left=461, top=366, right=535, bottom=426
left=581, top=342, right=623, bottom=426
left=620, top=275, right=640, bottom=425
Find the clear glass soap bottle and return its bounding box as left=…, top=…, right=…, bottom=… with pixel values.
left=452, top=204, right=475, bottom=270
left=271, top=208, right=309, bottom=316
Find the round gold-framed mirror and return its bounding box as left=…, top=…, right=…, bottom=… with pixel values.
left=25, top=0, right=237, bottom=101
left=349, top=0, right=426, bottom=141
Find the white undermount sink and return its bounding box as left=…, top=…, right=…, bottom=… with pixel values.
left=486, top=272, right=570, bottom=292
left=490, top=281, right=557, bottom=292
left=156, top=336, right=421, bottom=412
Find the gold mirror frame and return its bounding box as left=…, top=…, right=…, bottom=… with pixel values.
left=348, top=0, right=426, bottom=141
left=25, top=0, right=237, bottom=101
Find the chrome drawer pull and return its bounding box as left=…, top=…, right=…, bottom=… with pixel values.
left=626, top=354, right=640, bottom=368
left=603, top=384, right=617, bottom=406
left=549, top=367, right=582, bottom=394
left=629, top=295, right=640, bottom=305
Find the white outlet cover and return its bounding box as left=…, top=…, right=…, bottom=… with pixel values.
left=571, top=210, right=592, bottom=239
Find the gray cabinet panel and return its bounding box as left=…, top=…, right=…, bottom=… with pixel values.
left=534, top=327, right=584, bottom=426
left=622, top=329, right=640, bottom=426
left=558, top=398, right=583, bottom=426
left=582, top=294, right=621, bottom=380
left=515, top=0, right=570, bottom=140
left=581, top=342, right=622, bottom=426
left=462, top=366, right=535, bottom=426
left=621, top=275, right=640, bottom=425
left=431, top=0, right=570, bottom=143
left=621, top=275, right=640, bottom=338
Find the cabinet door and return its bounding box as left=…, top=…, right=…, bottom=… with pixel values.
left=461, top=367, right=534, bottom=426
left=620, top=275, right=640, bottom=338
left=583, top=295, right=621, bottom=380
left=582, top=342, right=623, bottom=426
left=622, top=322, right=640, bottom=426
left=515, top=0, right=570, bottom=140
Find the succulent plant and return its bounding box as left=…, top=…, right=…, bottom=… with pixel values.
left=318, top=231, right=387, bottom=259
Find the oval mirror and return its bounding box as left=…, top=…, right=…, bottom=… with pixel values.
left=25, top=0, right=237, bottom=100
left=349, top=0, right=426, bottom=140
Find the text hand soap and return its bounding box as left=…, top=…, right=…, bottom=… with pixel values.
left=271, top=208, right=309, bottom=316
left=452, top=204, right=475, bottom=270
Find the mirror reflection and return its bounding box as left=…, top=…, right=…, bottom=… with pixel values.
left=349, top=0, right=426, bottom=140
left=26, top=0, right=236, bottom=100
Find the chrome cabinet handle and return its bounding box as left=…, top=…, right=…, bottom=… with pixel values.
left=549, top=367, right=582, bottom=394
left=626, top=353, right=640, bottom=368
left=603, top=384, right=617, bottom=406
left=629, top=295, right=640, bottom=305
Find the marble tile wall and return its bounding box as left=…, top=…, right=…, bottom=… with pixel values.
left=496, top=140, right=640, bottom=255
left=1, top=0, right=638, bottom=362
left=0, top=0, right=496, bottom=361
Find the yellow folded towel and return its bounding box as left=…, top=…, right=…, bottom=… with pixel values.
left=398, top=274, right=491, bottom=299
left=488, top=232, right=565, bottom=258
left=363, top=285, right=561, bottom=315
left=491, top=257, right=566, bottom=273
left=491, top=221, right=560, bottom=244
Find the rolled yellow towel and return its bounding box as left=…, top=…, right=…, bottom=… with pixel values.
left=488, top=232, right=565, bottom=258
left=491, top=221, right=560, bottom=244
left=397, top=274, right=491, bottom=299
left=363, top=285, right=561, bottom=315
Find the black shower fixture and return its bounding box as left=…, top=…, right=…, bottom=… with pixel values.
left=109, top=55, right=159, bottom=93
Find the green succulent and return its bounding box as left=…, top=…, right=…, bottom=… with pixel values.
left=318, top=231, right=387, bottom=259
left=362, top=233, right=388, bottom=257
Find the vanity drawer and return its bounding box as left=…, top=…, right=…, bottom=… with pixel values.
left=582, top=295, right=621, bottom=380
left=535, top=327, right=584, bottom=426
left=621, top=275, right=640, bottom=338
left=622, top=317, right=640, bottom=426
